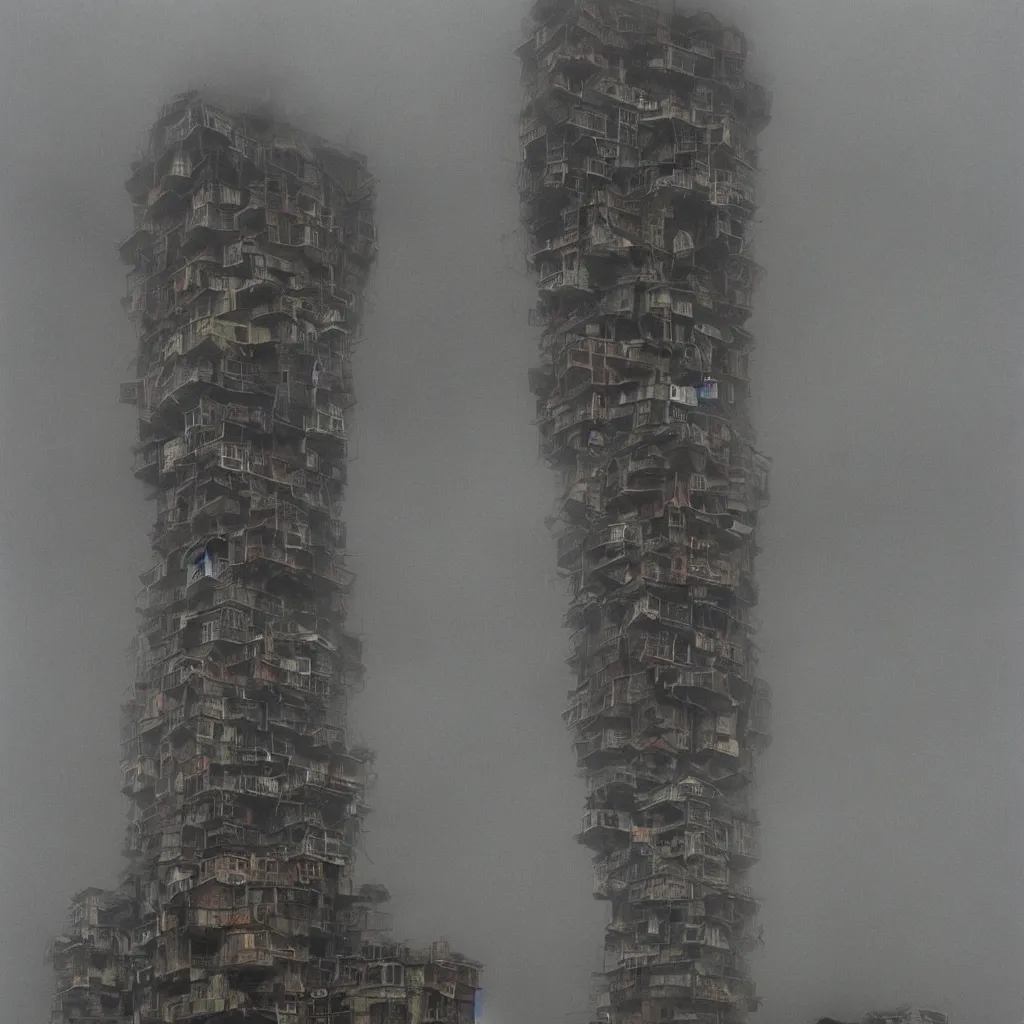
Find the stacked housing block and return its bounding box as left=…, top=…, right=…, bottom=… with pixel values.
left=518, top=3, right=771, bottom=1023
left=48, top=92, right=481, bottom=1024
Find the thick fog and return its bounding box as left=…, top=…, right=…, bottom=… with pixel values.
left=1, top=1, right=1022, bottom=1023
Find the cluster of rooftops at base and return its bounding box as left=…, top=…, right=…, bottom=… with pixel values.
left=52, top=886, right=480, bottom=1024
left=819, top=1011, right=949, bottom=1024
left=46, top=90, right=480, bottom=1024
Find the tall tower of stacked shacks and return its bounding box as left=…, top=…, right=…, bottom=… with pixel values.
left=518, top=2, right=772, bottom=1022
left=47, top=92, right=481, bottom=1024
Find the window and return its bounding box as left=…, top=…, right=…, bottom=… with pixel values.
left=224, top=608, right=246, bottom=631
left=220, top=444, right=244, bottom=471
left=224, top=359, right=254, bottom=379
left=296, top=859, right=323, bottom=883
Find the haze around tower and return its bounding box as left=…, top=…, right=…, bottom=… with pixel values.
left=0, top=1, right=1022, bottom=1023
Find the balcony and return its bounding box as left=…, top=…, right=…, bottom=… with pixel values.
left=587, top=522, right=641, bottom=552
left=118, top=225, right=153, bottom=265
left=687, top=556, right=740, bottom=587
left=159, top=106, right=202, bottom=150
left=578, top=810, right=631, bottom=850
left=192, top=183, right=242, bottom=209
left=711, top=177, right=757, bottom=213
left=653, top=169, right=701, bottom=196
left=593, top=871, right=624, bottom=901
left=156, top=437, right=186, bottom=475
left=574, top=728, right=630, bottom=764
left=312, top=556, right=356, bottom=592
left=628, top=875, right=692, bottom=905
left=148, top=364, right=208, bottom=410
left=132, top=445, right=160, bottom=481
left=165, top=876, right=195, bottom=900
left=587, top=765, right=639, bottom=797
left=538, top=264, right=590, bottom=296
left=642, top=284, right=694, bottom=319
left=566, top=107, right=608, bottom=138
left=663, top=668, right=731, bottom=706
left=304, top=408, right=347, bottom=442
left=641, top=98, right=694, bottom=127
left=197, top=614, right=254, bottom=647
left=222, top=948, right=275, bottom=970
left=340, top=908, right=393, bottom=933
left=695, top=728, right=740, bottom=761
left=120, top=757, right=158, bottom=797
left=221, top=774, right=281, bottom=799
left=543, top=42, right=610, bottom=73
left=623, top=452, right=667, bottom=478
left=292, top=833, right=350, bottom=863
left=529, top=228, right=580, bottom=264
left=646, top=46, right=702, bottom=77
left=519, top=118, right=547, bottom=151
left=184, top=203, right=236, bottom=236
left=163, top=315, right=243, bottom=360
left=546, top=394, right=605, bottom=439
left=718, top=288, right=755, bottom=320
left=555, top=529, right=586, bottom=572
left=638, top=780, right=705, bottom=813
left=730, top=821, right=761, bottom=863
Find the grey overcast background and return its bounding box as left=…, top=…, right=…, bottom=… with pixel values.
left=1, top=0, right=1023, bottom=1022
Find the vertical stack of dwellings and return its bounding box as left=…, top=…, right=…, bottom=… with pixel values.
left=48, top=92, right=482, bottom=1024
left=518, top=3, right=772, bottom=1023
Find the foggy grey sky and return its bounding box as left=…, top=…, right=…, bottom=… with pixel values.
left=1, top=1, right=1023, bottom=1023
